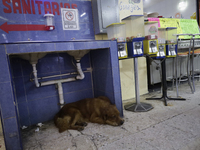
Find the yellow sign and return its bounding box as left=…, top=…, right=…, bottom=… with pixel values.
left=159, top=18, right=200, bottom=39
left=159, top=18, right=184, bottom=38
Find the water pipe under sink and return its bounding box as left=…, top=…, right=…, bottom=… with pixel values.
left=17, top=50, right=90, bottom=108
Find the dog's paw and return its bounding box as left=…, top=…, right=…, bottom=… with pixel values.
left=77, top=127, right=84, bottom=131
left=82, top=122, right=88, bottom=127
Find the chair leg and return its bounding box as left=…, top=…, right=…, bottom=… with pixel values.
left=179, top=57, right=182, bottom=84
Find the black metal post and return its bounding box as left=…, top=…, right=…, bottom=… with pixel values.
left=146, top=58, right=186, bottom=106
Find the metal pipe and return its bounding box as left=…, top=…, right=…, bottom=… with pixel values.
left=176, top=35, right=179, bottom=97
left=76, top=59, right=85, bottom=80
left=192, top=35, right=195, bottom=92
left=57, top=82, right=64, bottom=108
left=40, top=77, right=76, bottom=86
left=134, top=57, right=140, bottom=104
left=188, top=37, right=194, bottom=93
left=32, top=64, right=40, bottom=87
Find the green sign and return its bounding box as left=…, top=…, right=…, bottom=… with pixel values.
left=180, top=19, right=200, bottom=39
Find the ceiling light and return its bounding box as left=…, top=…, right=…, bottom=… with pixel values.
left=178, top=0, right=187, bottom=11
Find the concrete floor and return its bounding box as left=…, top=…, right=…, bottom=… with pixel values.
left=0, top=120, right=5, bottom=150
left=1, top=81, right=200, bottom=150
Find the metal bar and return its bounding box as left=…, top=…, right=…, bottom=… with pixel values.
left=176, top=35, right=179, bottom=97
left=192, top=36, right=195, bottom=92
left=188, top=38, right=194, bottom=93
left=134, top=57, right=140, bottom=104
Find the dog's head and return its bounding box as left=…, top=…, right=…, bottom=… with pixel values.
left=102, top=104, right=124, bottom=126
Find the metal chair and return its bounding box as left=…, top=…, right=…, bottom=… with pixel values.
left=175, top=34, right=193, bottom=97
left=177, top=51, right=188, bottom=84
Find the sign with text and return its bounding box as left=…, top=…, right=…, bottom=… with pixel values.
left=159, top=18, right=184, bottom=39
left=148, top=18, right=160, bottom=27
left=0, top=0, right=94, bottom=43
left=61, top=8, right=79, bottom=30
left=180, top=19, right=200, bottom=39
left=119, top=0, right=143, bottom=21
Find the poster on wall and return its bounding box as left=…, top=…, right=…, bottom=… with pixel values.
left=61, top=8, right=80, bottom=30
left=119, top=0, right=143, bottom=20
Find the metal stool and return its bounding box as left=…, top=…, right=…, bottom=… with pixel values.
left=177, top=52, right=188, bottom=84
left=175, top=34, right=193, bottom=97
left=192, top=49, right=200, bottom=79
left=124, top=57, right=153, bottom=112
left=188, top=48, right=200, bottom=91
left=146, top=57, right=186, bottom=106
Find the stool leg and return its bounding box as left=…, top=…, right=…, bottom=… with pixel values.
left=124, top=57, right=153, bottom=112
left=179, top=56, right=182, bottom=84
left=192, top=37, right=195, bottom=92
left=146, top=58, right=186, bottom=105
left=172, top=57, right=175, bottom=90
left=187, top=39, right=194, bottom=93
left=175, top=54, right=179, bottom=97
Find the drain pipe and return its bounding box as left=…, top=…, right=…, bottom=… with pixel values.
left=40, top=77, right=76, bottom=86
left=76, top=59, right=85, bottom=80
left=57, top=82, right=64, bottom=108
left=31, top=60, right=85, bottom=108
left=32, top=64, right=40, bottom=87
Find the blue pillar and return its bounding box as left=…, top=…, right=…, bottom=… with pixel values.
left=0, top=45, right=22, bottom=150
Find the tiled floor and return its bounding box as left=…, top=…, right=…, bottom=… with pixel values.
left=1, top=81, right=200, bottom=150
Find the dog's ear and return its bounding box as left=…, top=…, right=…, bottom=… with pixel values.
left=103, top=114, right=107, bottom=121
left=101, top=107, right=108, bottom=121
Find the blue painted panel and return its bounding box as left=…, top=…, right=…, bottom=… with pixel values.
left=64, top=23, right=94, bottom=40
left=58, top=53, right=78, bottom=72
left=62, top=72, right=92, bottom=94
left=24, top=76, right=57, bottom=101
left=93, top=90, right=114, bottom=104
left=37, top=53, right=60, bottom=74
left=0, top=82, right=16, bottom=119
left=0, top=22, right=29, bottom=43
left=111, top=67, right=122, bottom=95
left=63, top=89, right=93, bottom=104
left=92, top=68, right=114, bottom=93
left=0, top=0, right=94, bottom=43
left=9, top=57, right=23, bottom=78
left=113, top=90, right=123, bottom=116
left=76, top=1, right=93, bottom=23
left=0, top=45, right=11, bottom=82
left=80, top=52, right=91, bottom=69
left=55, top=42, right=74, bottom=51
left=24, top=0, right=46, bottom=23
left=13, top=77, right=26, bottom=103
left=26, top=21, right=66, bottom=41
left=4, top=44, right=19, bottom=54
left=0, top=2, right=26, bottom=23
left=3, top=117, right=22, bottom=150
left=5, top=41, right=111, bottom=54
left=85, top=41, right=109, bottom=49
left=20, top=58, right=33, bottom=77
left=90, top=49, right=112, bottom=70
left=17, top=102, right=31, bottom=126
left=109, top=41, right=119, bottom=68
left=28, top=96, right=60, bottom=125
left=6, top=43, right=56, bottom=54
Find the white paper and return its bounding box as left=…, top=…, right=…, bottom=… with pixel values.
left=120, top=51, right=127, bottom=57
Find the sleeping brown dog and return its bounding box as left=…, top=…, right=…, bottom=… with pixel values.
left=54, top=96, right=124, bottom=133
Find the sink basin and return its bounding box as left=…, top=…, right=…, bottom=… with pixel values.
left=17, top=53, right=47, bottom=64
left=66, top=50, right=90, bottom=60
